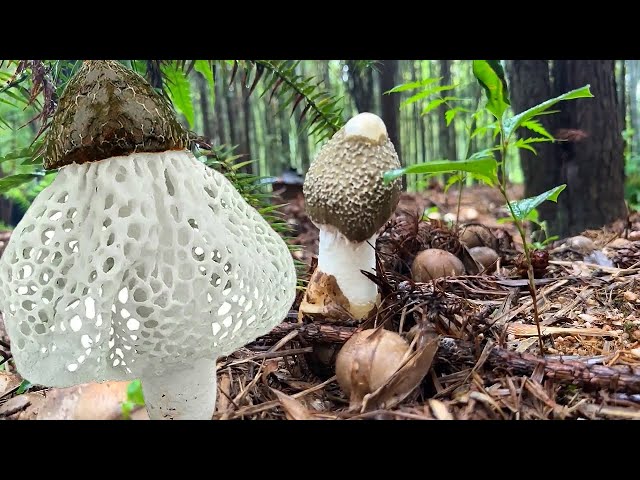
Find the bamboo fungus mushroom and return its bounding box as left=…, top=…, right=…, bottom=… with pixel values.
left=300, top=113, right=401, bottom=320
left=0, top=61, right=297, bottom=420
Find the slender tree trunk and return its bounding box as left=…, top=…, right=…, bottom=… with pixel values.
left=0, top=193, right=12, bottom=227
left=379, top=60, right=402, bottom=167
left=346, top=61, right=374, bottom=113
left=263, top=99, right=279, bottom=176
left=618, top=60, right=627, bottom=130
left=278, top=102, right=292, bottom=172
left=214, top=66, right=228, bottom=145
left=298, top=136, right=310, bottom=171
left=197, top=73, right=214, bottom=142
left=629, top=61, right=640, bottom=155
left=410, top=61, right=420, bottom=172
left=438, top=59, right=457, bottom=162
left=225, top=84, right=237, bottom=148
left=240, top=86, right=253, bottom=174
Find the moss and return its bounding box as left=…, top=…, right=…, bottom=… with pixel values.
left=303, top=127, right=401, bottom=242
left=45, top=61, right=188, bottom=169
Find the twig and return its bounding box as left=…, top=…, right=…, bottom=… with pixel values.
left=223, top=347, right=313, bottom=368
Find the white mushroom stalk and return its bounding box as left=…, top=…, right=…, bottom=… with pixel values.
left=301, top=113, right=401, bottom=320
left=0, top=61, right=297, bottom=420
left=316, top=227, right=379, bottom=319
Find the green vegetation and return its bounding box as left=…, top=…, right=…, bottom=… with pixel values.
left=383, top=60, right=593, bottom=353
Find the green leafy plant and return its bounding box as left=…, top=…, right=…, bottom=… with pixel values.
left=16, top=379, right=32, bottom=394
left=120, top=379, right=145, bottom=420
left=498, top=206, right=560, bottom=250
left=385, top=60, right=593, bottom=355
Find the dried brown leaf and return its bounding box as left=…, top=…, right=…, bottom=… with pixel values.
left=36, top=381, right=131, bottom=420
left=361, top=335, right=440, bottom=412
left=271, top=388, right=315, bottom=420
left=0, top=393, right=46, bottom=420
left=0, top=371, right=21, bottom=398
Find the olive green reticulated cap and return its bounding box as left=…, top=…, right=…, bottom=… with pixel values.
left=44, top=60, right=189, bottom=169
left=303, top=126, right=401, bottom=243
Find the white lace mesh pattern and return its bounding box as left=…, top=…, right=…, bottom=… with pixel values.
left=0, top=150, right=297, bottom=387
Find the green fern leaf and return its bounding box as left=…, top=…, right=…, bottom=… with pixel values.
left=161, top=62, right=195, bottom=128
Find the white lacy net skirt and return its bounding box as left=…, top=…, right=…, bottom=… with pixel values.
left=0, top=150, right=297, bottom=387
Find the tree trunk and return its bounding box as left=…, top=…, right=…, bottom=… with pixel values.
left=346, top=61, right=374, bottom=113
left=276, top=98, right=292, bottom=174
left=509, top=60, right=627, bottom=238
left=240, top=85, right=253, bottom=174
left=225, top=83, right=237, bottom=148
left=551, top=60, right=626, bottom=236
left=410, top=61, right=420, bottom=169
left=197, top=73, right=214, bottom=142
left=214, top=65, right=227, bottom=145
left=629, top=61, right=640, bottom=155
left=0, top=195, right=12, bottom=228
left=618, top=60, right=627, bottom=131
left=438, top=59, right=457, bottom=162
left=379, top=60, right=402, bottom=165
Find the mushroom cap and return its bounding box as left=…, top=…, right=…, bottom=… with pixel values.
left=411, top=248, right=466, bottom=282
left=44, top=60, right=189, bottom=169
left=335, top=328, right=409, bottom=397
left=0, top=150, right=297, bottom=387
left=468, top=246, right=499, bottom=270
left=303, top=113, right=401, bottom=243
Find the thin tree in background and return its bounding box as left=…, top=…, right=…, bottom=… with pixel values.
left=438, top=59, right=457, bottom=162
left=346, top=61, right=375, bottom=113
left=379, top=60, right=402, bottom=162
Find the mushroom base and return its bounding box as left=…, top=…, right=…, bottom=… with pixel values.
left=300, top=229, right=380, bottom=321
left=141, top=357, right=217, bottom=420
left=299, top=269, right=379, bottom=321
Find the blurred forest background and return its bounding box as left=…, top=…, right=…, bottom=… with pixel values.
left=0, top=60, right=636, bottom=239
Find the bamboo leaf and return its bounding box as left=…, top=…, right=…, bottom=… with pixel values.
left=520, top=119, right=554, bottom=140
left=472, top=60, right=510, bottom=120
left=0, top=173, right=43, bottom=194
left=193, top=60, right=215, bottom=108
left=508, top=185, right=567, bottom=221
left=445, top=107, right=471, bottom=126
left=421, top=96, right=464, bottom=115
left=385, top=77, right=442, bottom=94
left=504, top=85, right=593, bottom=139
left=400, top=85, right=456, bottom=108
left=384, top=157, right=498, bottom=184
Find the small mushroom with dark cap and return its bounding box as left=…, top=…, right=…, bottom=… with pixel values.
left=300, top=113, right=401, bottom=320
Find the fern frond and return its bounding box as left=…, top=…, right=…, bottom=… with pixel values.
left=347, top=60, right=381, bottom=73
left=242, top=60, right=345, bottom=143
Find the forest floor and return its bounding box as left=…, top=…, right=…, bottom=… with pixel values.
left=2, top=185, right=640, bottom=420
